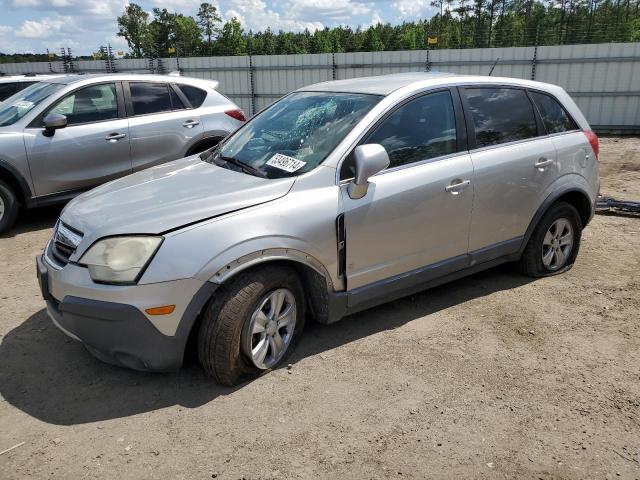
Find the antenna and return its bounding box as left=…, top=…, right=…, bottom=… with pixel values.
left=488, top=57, right=500, bottom=76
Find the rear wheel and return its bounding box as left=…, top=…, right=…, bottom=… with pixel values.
left=518, top=202, right=582, bottom=277
left=197, top=266, right=305, bottom=386
left=0, top=180, right=19, bottom=234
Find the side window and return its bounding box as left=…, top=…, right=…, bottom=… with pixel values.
left=530, top=91, right=577, bottom=134
left=464, top=88, right=537, bottom=148
left=0, top=83, right=18, bottom=101
left=130, top=82, right=172, bottom=116
left=340, top=91, right=458, bottom=179
left=48, top=83, right=118, bottom=125
left=178, top=84, right=207, bottom=108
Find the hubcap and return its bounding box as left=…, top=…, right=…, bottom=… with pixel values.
left=0, top=196, right=4, bottom=222
left=242, top=288, right=297, bottom=370
left=542, top=218, right=574, bottom=271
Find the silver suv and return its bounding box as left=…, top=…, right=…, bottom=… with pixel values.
left=0, top=74, right=245, bottom=232
left=37, top=73, right=600, bottom=386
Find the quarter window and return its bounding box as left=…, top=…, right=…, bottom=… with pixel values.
left=367, top=90, right=458, bottom=169
left=530, top=91, right=577, bottom=134
left=179, top=84, right=207, bottom=108
left=130, top=82, right=172, bottom=115
left=464, top=88, right=537, bottom=147
left=48, top=83, right=118, bottom=125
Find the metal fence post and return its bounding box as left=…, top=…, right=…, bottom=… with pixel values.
left=249, top=54, right=256, bottom=116
left=531, top=26, right=539, bottom=80
left=332, top=52, right=337, bottom=80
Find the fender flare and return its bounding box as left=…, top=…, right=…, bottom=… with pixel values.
left=518, top=185, right=593, bottom=256
left=209, top=248, right=336, bottom=292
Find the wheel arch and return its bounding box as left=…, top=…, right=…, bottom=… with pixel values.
left=184, top=135, right=225, bottom=157
left=520, top=186, right=593, bottom=256
left=210, top=250, right=336, bottom=324
left=0, top=160, right=32, bottom=205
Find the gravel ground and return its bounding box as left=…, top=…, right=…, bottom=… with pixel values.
left=0, top=136, right=639, bottom=479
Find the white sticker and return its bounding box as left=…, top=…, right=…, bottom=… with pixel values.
left=13, top=100, right=34, bottom=109
left=266, top=153, right=306, bottom=173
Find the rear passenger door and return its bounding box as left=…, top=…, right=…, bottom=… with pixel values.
left=461, top=86, right=558, bottom=254
left=125, top=81, right=204, bottom=171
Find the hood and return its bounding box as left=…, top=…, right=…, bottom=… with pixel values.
left=61, top=156, right=295, bottom=237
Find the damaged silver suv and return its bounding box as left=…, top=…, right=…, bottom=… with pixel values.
left=37, top=73, right=600, bottom=386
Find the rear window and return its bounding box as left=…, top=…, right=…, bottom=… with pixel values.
left=179, top=84, right=207, bottom=108
left=464, top=87, right=538, bottom=148
left=130, top=82, right=172, bottom=115
left=530, top=91, right=577, bottom=134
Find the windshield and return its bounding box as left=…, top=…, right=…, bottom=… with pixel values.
left=205, top=91, right=381, bottom=178
left=0, top=82, right=63, bottom=127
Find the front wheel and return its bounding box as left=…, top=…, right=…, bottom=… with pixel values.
left=517, top=201, right=582, bottom=277
left=197, top=266, right=305, bottom=386
left=0, top=180, right=19, bottom=235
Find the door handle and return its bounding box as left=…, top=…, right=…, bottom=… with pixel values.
left=183, top=120, right=200, bottom=128
left=105, top=133, right=126, bottom=142
left=535, top=158, right=553, bottom=170
left=445, top=179, right=471, bottom=194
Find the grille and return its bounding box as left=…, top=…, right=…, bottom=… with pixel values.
left=47, top=221, right=83, bottom=267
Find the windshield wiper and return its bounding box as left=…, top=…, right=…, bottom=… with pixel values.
left=200, top=144, right=265, bottom=177
left=218, top=155, right=266, bottom=177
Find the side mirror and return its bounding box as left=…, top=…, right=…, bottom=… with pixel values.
left=42, top=113, right=67, bottom=137
left=347, top=144, right=390, bottom=199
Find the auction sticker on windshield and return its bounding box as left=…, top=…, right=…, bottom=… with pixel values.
left=266, top=153, right=306, bottom=173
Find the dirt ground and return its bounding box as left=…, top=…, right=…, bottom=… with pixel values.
left=1, top=137, right=639, bottom=480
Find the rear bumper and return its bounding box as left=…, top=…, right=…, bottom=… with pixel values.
left=37, top=254, right=217, bottom=372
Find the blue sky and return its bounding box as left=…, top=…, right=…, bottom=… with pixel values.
left=0, top=1, right=437, bottom=55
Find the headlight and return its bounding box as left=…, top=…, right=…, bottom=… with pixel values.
left=79, top=236, right=163, bottom=284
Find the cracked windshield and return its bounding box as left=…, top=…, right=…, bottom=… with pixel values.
left=206, top=91, right=381, bottom=178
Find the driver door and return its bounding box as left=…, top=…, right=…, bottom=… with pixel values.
left=340, top=89, right=474, bottom=290
left=23, top=82, right=131, bottom=197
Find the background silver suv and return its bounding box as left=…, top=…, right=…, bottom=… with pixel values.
left=0, top=74, right=245, bottom=232
left=37, top=72, right=600, bottom=386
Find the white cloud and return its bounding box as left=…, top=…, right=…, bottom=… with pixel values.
left=15, top=17, right=76, bottom=39
left=392, top=0, right=437, bottom=20
left=284, top=0, right=370, bottom=22
left=223, top=0, right=323, bottom=32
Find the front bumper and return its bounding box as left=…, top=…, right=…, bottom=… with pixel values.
left=37, top=254, right=217, bottom=372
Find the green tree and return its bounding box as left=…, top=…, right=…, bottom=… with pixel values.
left=175, top=15, right=202, bottom=55
left=218, top=18, right=247, bottom=55
left=117, top=3, right=149, bottom=58
left=363, top=27, right=384, bottom=51
left=197, top=3, right=222, bottom=47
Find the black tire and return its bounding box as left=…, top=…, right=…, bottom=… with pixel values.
left=0, top=180, right=19, bottom=235
left=197, top=265, right=305, bottom=386
left=517, top=201, right=582, bottom=277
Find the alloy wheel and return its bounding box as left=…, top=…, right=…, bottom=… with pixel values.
left=242, top=288, right=297, bottom=370
left=542, top=218, right=574, bottom=271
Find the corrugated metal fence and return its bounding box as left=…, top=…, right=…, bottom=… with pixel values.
left=2, top=42, right=639, bottom=132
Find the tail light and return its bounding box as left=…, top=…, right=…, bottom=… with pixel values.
left=583, top=130, right=599, bottom=159
left=225, top=109, right=247, bottom=122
